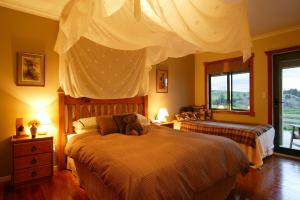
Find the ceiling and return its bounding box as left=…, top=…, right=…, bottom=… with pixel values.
left=248, top=0, right=300, bottom=36
left=0, top=0, right=299, bottom=37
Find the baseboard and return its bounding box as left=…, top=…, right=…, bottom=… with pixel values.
left=274, top=152, right=300, bottom=161
left=0, top=175, right=10, bottom=183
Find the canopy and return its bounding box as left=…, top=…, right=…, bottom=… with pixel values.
left=55, top=0, right=252, bottom=98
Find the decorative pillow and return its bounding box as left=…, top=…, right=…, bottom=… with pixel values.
left=196, top=111, right=206, bottom=120
left=96, top=115, right=119, bottom=135
left=136, top=113, right=151, bottom=126
left=141, top=125, right=150, bottom=135
left=188, top=112, right=198, bottom=120
left=175, top=113, right=185, bottom=121
left=206, top=110, right=213, bottom=120
left=123, top=114, right=144, bottom=135
left=175, top=112, right=197, bottom=121
left=113, top=114, right=134, bottom=133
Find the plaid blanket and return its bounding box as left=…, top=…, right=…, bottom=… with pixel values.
left=180, top=120, right=273, bottom=148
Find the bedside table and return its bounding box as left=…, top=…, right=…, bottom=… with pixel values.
left=154, top=121, right=174, bottom=129
left=11, top=135, right=53, bottom=185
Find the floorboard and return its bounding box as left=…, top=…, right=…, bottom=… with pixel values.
left=228, top=155, right=300, bottom=200
left=2, top=155, right=300, bottom=200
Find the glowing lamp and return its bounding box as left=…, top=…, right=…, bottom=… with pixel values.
left=35, top=112, right=51, bottom=134
left=157, top=108, right=169, bottom=122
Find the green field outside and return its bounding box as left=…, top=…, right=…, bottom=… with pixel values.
left=283, top=108, right=300, bottom=130
left=281, top=90, right=300, bottom=130
left=210, top=90, right=249, bottom=110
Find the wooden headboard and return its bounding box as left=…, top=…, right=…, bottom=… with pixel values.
left=57, top=88, right=148, bottom=169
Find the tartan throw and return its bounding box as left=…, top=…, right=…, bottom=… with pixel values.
left=180, top=121, right=273, bottom=148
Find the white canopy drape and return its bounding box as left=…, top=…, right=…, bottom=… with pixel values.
left=55, top=0, right=252, bottom=98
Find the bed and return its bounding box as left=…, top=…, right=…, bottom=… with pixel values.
left=57, top=90, right=249, bottom=200
left=176, top=109, right=274, bottom=168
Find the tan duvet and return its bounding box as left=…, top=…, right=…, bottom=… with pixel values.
left=65, top=125, right=249, bottom=200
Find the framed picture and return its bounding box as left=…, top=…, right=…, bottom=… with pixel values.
left=156, top=69, right=168, bottom=93
left=17, top=52, right=45, bottom=86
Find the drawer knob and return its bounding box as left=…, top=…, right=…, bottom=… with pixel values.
left=31, top=146, right=37, bottom=152
left=31, top=171, right=37, bottom=177
left=31, top=158, right=37, bottom=165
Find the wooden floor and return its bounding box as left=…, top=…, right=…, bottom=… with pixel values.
left=1, top=171, right=88, bottom=200
left=1, top=155, right=300, bottom=200
left=228, top=155, right=300, bottom=200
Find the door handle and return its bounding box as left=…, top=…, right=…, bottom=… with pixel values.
left=274, top=100, right=285, bottom=106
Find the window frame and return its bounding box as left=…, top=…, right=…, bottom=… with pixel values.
left=205, top=56, right=254, bottom=116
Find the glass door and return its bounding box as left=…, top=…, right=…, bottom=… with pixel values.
left=273, top=51, right=300, bottom=156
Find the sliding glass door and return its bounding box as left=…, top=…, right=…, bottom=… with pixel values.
left=273, top=50, right=300, bottom=155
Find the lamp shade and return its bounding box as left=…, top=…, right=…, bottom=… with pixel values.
left=35, top=112, right=51, bottom=134
left=157, top=107, right=169, bottom=122
left=35, top=112, right=51, bottom=125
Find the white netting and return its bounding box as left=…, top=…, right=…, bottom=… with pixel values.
left=55, top=0, right=252, bottom=98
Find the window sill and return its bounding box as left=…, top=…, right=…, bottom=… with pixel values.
left=212, top=110, right=255, bottom=116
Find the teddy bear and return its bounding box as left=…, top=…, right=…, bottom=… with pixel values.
left=123, top=114, right=144, bottom=136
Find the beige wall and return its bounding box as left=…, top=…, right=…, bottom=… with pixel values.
left=0, top=7, right=59, bottom=177
left=195, top=29, right=300, bottom=124
left=149, top=55, right=195, bottom=121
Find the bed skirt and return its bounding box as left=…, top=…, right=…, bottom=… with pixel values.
left=70, top=159, right=236, bottom=200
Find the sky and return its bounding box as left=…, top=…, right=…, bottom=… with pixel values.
left=211, top=73, right=249, bottom=92
left=282, top=67, right=300, bottom=90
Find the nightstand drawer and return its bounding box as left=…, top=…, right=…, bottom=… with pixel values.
left=14, top=165, right=52, bottom=184
left=14, top=140, right=52, bottom=157
left=14, top=153, right=52, bottom=170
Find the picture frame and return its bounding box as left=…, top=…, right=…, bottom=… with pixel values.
left=156, top=69, right=168, bottom=93
left=17, top=52, right=45, bottom=86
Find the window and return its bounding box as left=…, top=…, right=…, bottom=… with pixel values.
left=205, top=56, right=254, bottom=115
left=231, top=72, right=250, bottom=110
left=210, top=74, right=228, bottom=109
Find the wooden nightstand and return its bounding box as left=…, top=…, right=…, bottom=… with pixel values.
left=154, top=121, right=174, bottom=129
left=11, top=135, right=53, bottom=185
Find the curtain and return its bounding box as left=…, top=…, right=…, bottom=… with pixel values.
left=205, top=56, right=251, bottom=75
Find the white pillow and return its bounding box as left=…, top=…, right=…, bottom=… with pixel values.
left=72, top=120, right=84, bottom=131
left=79, top=117, right=97, bottom=128
left=136, top=113, right=151, bottom=126
left=73, top=117, right=98, bottom=133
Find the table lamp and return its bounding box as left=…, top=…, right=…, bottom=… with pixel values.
left=35, top=112, right=51, bottom=135
left=157, top=108, right=169, bottom=122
